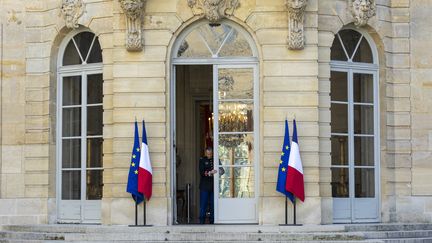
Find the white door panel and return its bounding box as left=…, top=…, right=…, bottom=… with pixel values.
left=59, top=200, right=81, bottom=222
left=217, top=199, right=256, bottom=223
left=214, top=65, right=258, bottom=224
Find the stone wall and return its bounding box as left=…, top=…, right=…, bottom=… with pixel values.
left=408, top=0, right=432, bottom=222
left=0, top=0, right=431, bottom=225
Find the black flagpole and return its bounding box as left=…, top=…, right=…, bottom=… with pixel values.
left=143, top=198, right=146, bottom=226
left=293, top=197, right=296, bottom=225
left=135, top=200, right=138, bottom=226
left=285, top=196, right=288, bottom=225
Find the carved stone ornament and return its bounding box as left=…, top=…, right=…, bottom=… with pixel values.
left=286, top=0, right=308, bottom=50
left=119, top=0, right=146, bottom=52
left=349, top=0, right=376, bottom=27
left=61, top=0, right=85, bottom=29
left=187, top=0, right=240, bottom=23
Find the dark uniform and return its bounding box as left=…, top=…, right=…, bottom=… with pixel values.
left=199, top=156, right=214, bottom=224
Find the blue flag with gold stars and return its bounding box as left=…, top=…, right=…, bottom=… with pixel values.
left=276, top=120, right=295, bottom=202
left=126, top=121, right=144, bottom=204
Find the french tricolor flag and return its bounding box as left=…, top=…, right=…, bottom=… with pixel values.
left=138, top=120, right=152, bottom=200
left=285, top=119, right=305, bottom=202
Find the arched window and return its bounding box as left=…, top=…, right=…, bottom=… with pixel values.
left=57, top=31, right=103, bottom=223
left=330, top=29, right=379, bottom=223
left=173, top=21, right=258, bottom=60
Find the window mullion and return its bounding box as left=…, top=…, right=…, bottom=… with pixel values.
left=215, top=28, right=234, bottom=57
left=337, top=34, right=350, bottom=62
left=350, top=36, right=364, bottom=61
left=71, top=37, right=85, bottom=64
left=81, top=72, right=88, bottom=214
left=348, top=69, right=355, bottom=221
left=84, top=35, right=97, bottom=64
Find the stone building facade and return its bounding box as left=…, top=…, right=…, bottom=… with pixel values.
left=0, top=0, right=431, bottom=226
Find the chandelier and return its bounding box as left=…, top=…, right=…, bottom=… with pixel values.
left=218, top=103, right=249, bottom=148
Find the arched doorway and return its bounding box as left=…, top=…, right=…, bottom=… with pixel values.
left=170, top=20, right=259, bottom=224
left=330, top=28, right=380, bottom=223
left=56, top=30, right=104, bottom=223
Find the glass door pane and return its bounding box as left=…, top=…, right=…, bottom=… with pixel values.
left=352, top=72, right=376, bottom=200
left=214, top=66, right=257, bottom=223
left=86, top=73, right=104, bottom=201
left=62, top=75, right=82, bottom=202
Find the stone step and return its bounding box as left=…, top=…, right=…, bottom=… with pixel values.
left=382, top=238, right=432, bottom=243
left=345, top=224, right=432, bottom=232
left=64, top=232, right=365, bottom=241
left=0, top=241, right=385, bottom=243
left=0, top=231, right=65, bottom=241
left=0, top=240, right=45, bottom=243
left=1, top=225, right=347, bottom=234
left=363, top=230, right=432, bottom=239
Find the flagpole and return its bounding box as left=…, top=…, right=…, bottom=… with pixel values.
left=143, top=198, right=146, bottom=226
left=293, top=197, right=296, bottom=225
left=285, top=196, right=288, bottom=225
left=135, top=200, right=138, bottom=226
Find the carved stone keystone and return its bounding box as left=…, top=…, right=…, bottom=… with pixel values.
left=187, top=0, right=240, bottom=23
left=61, top=0, right=85, bottom=29
left=286, top=0, right=308, bottom=50
left=119, top=0, right=146, bottom=52
left=349, top=0, right=376, bottom=27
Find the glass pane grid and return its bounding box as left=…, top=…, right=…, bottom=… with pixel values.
left=331, top=167, right=349, bottom=198
left=219, top=166, right=254, bottom=198
left=218, top=68, right=253, bottom=100
left=62, top=170, right=81, bottom=200
left=62, top=107, right=81, bottom=137
left=86, top=170, right=103, bottom=200
left=330, top=30, right=377, bottom=204
left=218, top=101, right=254, bottom=133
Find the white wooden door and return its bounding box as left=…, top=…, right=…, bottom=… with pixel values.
left=213, top=65, right=258, bottom=223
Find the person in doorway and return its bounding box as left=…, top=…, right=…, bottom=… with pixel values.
left=199, top=147, right=217, bottom=224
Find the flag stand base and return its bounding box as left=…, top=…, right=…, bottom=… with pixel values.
left=278, top=224, right=303, bottom=226
left=129, top=199, right=153, bottom=227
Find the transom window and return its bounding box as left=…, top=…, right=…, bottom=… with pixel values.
left=330, top=28, right=380, bottom=222
left=57, top=31, right=104, bottom=223
left=331, top=29, right=374, bottom=64
left=63, top=31, right=102, bottom=66
left=176, top=23, right=255, bottom=58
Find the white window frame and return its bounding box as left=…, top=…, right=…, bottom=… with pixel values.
left=330, top=27, right=381, bottom=223
left=56, top=29, right=103, bottom=223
